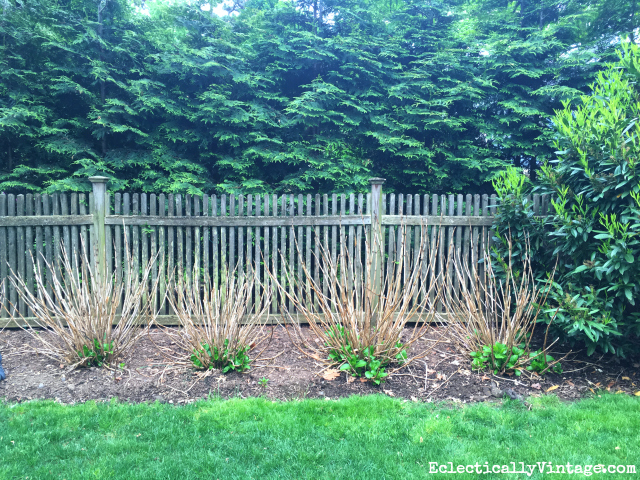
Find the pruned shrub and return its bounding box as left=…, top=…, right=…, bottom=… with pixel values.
left=444, top=234, right=562, bottom=376
left=166, top=266, right=272, bottom=373
left=10, top=242, right=160, bottom=368
left=269, top=222, right=448, bottom=385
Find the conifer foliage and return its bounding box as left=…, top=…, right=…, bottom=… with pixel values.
left=0, top=0, right=636, bottom=194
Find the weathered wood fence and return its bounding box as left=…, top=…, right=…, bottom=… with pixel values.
left=0, top=177, right=550, bottom=327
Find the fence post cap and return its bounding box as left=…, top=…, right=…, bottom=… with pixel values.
left=88, top=176, right=109, bottom=184
left=368, top=177, right=386, bottom=185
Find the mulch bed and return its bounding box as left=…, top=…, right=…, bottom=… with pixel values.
left=1, top=325, right=639, bottom=405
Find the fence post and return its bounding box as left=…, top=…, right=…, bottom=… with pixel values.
left=369, top=177, right=385, bottom=329
left=89, top=176, right=109, bottom=283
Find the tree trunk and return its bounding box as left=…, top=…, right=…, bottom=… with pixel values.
left=539, top=3, right=543, bottom=29
left=7, top=141, right=12, bottom=172
left=529, top=156, right=537, bottom=181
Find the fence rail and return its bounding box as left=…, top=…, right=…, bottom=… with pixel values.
left=0, top=177, right=551, bottom=327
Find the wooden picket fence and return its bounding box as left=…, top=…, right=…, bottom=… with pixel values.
left=0, top=177, right=551, bottom=327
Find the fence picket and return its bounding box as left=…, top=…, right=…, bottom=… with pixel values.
left=454, top=194, right=463, bottom=300
left=472, top=194, right=480, bottom=286
left=489, top=193, right=497, bottom=250
left=0, top=194, right=5, bottom=318
left=429, top=195, right=438, bottom=308
left=71, top=193, right=80, bottom=285
left=43, top=194, right=54, bottom=301
left=52, top=194, right=61, bottom=292
left=348, top=194, right=355, bottom=294
left=322, top=194, right=328, bottom=305
left=25, top=194, right=34, bottom=316
left=438, top=195, right=446, bottom=312
left=289, top=195, right=295, bottom=312
left=463, top=194, right=472, bottom=292
left=203, top=194, right=210, bottom=285
left=365, top=193, right=371, bottom=303
left=246, top=195, right=252, bottom=310
left=167, top=194, right=175, bottom=304
left=185, top=194, right=192, bottom=283
left=229, top=194, right=235, bottom=279
left=280, top=195, right=291, bottom=311
left=542, top=194, right=550, bottom=215
left=306, top=194, right=312, bottom=305
left=89, top=193, right=94, bottom=273
left=104, top=193, right=112, bottom=286
left=176, top=194, right=183, bottom=285
left=482, top=194, right=490, bottom=294
left=132, top=194, right=140, bottom=284
left=141, top=194, right=149, bottom=298
left=255, top=195, right=262, bottom=313
left=418, top=195, right=426, bottom=304
left=412, top=194, right=420, bottom=307
left=263, top=194, right=271, bottom=312
left=35, top=195, right=44, bottom=302
left=234, top=195, right=239, bottom=284
left=405, top=194, right=412, bottom=291
left=211, top=195, right=218, bottom=293
left=331, top=194, right=337, bottom=278
left=158, top=193, right=167, bottom=314
left=356, top=193, right=364, bottom=306
left=194, top=193, right=201, bottom=281
left=122, top=194, right=130, bottom=286
left=314, top=194, right=321, bottom=310
left=150, top=194, right=158, bottom=310
left=272, top=194, right=278, bottom=314
left=220, top=194, right=227, bottom=289
left=382, top=193, right=396, bottom=282
left=7, top=196, right=17, bottom=316
left=397, top=194, right=404, bottom=288
left=16, top=195, right=25, bottom=315
left=447, top=194, right=454, bottom=305
left=298, top=194, right=304, bottom=306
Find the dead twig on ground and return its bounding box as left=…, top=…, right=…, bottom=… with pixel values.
left=426, top=368, right=462, bottom=399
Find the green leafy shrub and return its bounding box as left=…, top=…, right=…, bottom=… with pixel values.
left=492, top=43, right=640, bottom=356
left=190, top=340, right=251, bottom=373
left=527, top=351, right=563, bottom=375
left=470, top=343, right=562, bottom=376
left=326, top=326, right=407, bottom=385
left=77, top=339, right=115, bottom=368
left=491, top=166, right=549, bottom=280
left=470, top=343, right=525, bottom=375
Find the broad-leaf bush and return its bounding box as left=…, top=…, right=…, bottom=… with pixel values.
left=494, top=42, right=640, bottom=356
left=491, top=166, right=549, bottom=280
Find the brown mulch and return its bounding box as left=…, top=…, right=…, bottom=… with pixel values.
left=1, top=325, right=639, bottom=405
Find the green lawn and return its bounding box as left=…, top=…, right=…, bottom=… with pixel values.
left=1, top=394, right=638, bottom=479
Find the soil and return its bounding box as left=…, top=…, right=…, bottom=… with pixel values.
left=1, top=325, right=639, bottom=406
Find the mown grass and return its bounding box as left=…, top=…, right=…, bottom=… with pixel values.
left=1, top=394, right=638, bottom=479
